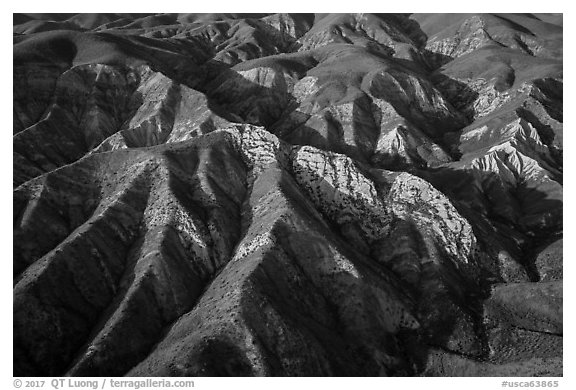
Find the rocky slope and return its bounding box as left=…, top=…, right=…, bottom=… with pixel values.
left=13, top=13, right=562, bottom=377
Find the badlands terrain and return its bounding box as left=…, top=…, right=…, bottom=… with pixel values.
left=13, top=13, right=562, bottom=376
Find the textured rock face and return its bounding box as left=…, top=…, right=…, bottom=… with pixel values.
left=13, top=13, right=562, bottom=377
left=425, top=16, right=492, bottom=62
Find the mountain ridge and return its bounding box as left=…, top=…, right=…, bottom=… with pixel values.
left=13, top=13, right=563, bottom=377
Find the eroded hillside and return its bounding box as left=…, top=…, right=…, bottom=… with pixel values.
left=13, top=13, right=563, bottom=377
